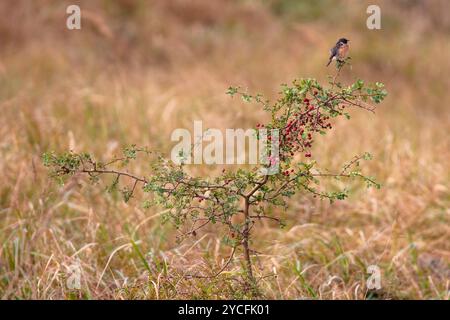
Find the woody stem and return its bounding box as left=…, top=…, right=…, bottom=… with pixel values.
left=242, top=196, right=254, bottom=282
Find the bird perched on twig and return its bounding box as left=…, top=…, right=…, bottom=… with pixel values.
left=326, top=38, right=350, bottom=67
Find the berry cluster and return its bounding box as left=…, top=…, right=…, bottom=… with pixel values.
left=278, top=97, right=334, bottom=161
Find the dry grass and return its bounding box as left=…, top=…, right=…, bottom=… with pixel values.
left=0, top=0, right=449, bottom=299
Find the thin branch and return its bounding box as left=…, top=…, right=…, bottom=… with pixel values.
left=245, top=174, right=269, bottom=199
left=78, top=168, right=147, bottom=184
left=249, top=215, right=281, bottom=223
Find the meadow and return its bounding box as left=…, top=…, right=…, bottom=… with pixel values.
left=0, top=0, right=449, bottom=299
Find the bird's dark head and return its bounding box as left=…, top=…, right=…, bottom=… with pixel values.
left=337, top=38, right=349, bottom=44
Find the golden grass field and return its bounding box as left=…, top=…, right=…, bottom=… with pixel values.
left=0, top=0, right=449, bottom=299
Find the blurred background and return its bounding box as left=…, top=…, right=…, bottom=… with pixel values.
left=0, top=0, right=448, bottom=299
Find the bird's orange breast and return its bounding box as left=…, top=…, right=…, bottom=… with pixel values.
left=338, top=44, right=349, bottom=59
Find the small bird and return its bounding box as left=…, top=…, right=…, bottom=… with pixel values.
left=326, top=38, right=350, bottom=67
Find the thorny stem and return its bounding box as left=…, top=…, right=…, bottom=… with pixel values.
left=61, top=167, right=147, bottom=184
left=242, top=196, right=254, bottom=283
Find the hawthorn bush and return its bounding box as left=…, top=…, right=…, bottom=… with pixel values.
left=43, top=61, right=387, bottom=291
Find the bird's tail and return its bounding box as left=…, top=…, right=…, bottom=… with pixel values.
left=326, top=59, right=332, bottom=67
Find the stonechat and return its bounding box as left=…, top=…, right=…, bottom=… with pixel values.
left=326, top=38, right=350, bottom=67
